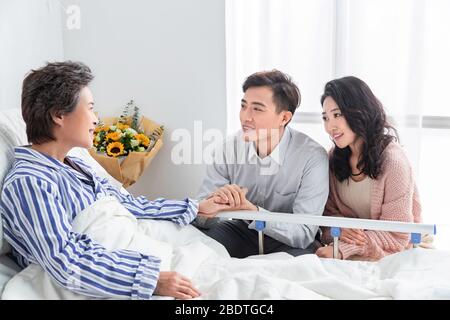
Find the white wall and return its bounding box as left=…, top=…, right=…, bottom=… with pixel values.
left=61, top=0, right=226, bottom=199
left=0, top=0, right=64, bottom=110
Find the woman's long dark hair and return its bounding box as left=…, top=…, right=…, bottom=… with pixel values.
left=320, top=76, right=398, bottom=182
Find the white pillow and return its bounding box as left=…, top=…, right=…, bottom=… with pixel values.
left=0, top=108, right=28, bottom=255
left=0, top=109, right=125, bottom=256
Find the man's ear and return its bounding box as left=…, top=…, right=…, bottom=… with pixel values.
left=281, top=111, right=293, bottom=126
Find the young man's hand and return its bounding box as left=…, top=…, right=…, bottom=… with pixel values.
left=208, top=184, right=258, bottom=211
left=197, top=196, right=232, bottom=218
left=154, top=271, right=201, bottom=299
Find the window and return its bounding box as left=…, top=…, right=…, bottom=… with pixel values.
left=226, top=0, right=450, bottom=248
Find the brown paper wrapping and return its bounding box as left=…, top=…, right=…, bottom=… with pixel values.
left=88, top=116, right=164, bottom=188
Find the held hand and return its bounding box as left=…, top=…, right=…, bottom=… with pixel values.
left=154, top=271, right=201, bottom=299
left=208, top=184, right=257, bottom=211
left=208, top=184, right=247, bottom=207
left=340, top=228, right=367, bottom=246
left=197, top=196, right=232, bottom=218
left=315, top=245, right=342, bottom=259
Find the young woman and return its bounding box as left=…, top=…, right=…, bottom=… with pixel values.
left=316, top=76, right=423, bottom=261
left=0, top=61, right=229, bottom=299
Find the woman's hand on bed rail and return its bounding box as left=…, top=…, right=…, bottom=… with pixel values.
left=155, top=271, right=201, bottom=299
left=316, top=245, right=342, bottom=259
left=340, top=228, right=367, bottom=246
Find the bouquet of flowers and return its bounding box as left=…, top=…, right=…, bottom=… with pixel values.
left=89, top=100, right=164, bottom=188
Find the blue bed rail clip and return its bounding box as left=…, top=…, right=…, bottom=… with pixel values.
left=330, top=227, right=341, bottom=238
left=255, top=220, right=266, bottom=231
left=410, top=233, right=421, bottom=244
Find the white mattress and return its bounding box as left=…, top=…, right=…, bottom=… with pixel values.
left=0, top=255, right=21, bottom=297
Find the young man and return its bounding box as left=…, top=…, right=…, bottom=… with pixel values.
left=195, top=70, right=329, bottom=258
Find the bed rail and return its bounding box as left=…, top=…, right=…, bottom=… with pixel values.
left=216, top=211, right=436, bottom=258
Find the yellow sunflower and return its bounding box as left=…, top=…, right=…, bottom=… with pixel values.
left=106, top=142, right=125, bottom=157
left=134, top=133, right=150, bottom=148
left=94, top=125, right=110, bottom=133
left=116, top=123, right=130, bottom=131
left=106, top=131, right=122, bottom=141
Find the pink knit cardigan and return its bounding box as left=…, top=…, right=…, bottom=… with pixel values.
left=321, top=142, right=422, bottom=260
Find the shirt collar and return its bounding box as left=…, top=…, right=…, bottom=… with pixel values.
left=14, top=146, right=90, bottom=177
left=247, top=127, right=291, bottom=165
left=15, top=146, right=67, bottom=171
left=15, top=146, right=97, bottom=188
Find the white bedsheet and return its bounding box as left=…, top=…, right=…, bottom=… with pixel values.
left=0, top=255, right=21, bottom=297
left=2, top=196, right=450, bottom=300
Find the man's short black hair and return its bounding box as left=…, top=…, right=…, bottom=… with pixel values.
left=21, top=61, right=94, bottom=144
left=242, top=69, right=301, bottom=116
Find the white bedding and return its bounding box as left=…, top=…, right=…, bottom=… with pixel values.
left=2, top=196, right=450, bottom=300
left=0, top=255, right=21, bottom=296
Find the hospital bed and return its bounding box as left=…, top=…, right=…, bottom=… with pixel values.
left=0, top=108, right=448, bottom=300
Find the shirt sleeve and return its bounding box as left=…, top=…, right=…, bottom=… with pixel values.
left=196, top=150, right=231, bottom=200
left=96, top=176, right=198, bottom=227
left=193, top=148, right=231, bottom=228
left=2, top=176, right=161, bottom=300
left=248, top=148, right=329, bottom=249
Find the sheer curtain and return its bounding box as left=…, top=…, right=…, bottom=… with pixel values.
left=226, top=0, right=450, bottom=248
